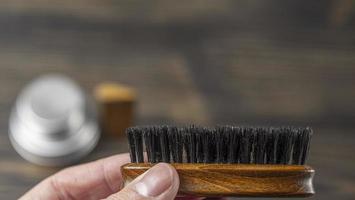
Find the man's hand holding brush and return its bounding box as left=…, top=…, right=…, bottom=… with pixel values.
left=20, top=153, right=221, bottom=200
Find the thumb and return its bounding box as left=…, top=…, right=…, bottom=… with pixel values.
left=105, top=163, right=180, bottom=200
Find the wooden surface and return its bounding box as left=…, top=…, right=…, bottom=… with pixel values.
left=0, top=1, right=355, bottom=199
left=122, top=163, right=315, bottom=197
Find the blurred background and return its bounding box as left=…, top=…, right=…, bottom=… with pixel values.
left=1, top=0, right=355, bottom=199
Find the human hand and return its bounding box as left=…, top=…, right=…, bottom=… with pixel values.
left=20, top=153, right=222, bottom=200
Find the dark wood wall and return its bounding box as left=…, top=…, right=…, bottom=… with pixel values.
left=1, top=1, right=355, bottom=199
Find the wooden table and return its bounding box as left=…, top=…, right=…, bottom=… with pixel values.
left=1, top=1, right=355, bottom=199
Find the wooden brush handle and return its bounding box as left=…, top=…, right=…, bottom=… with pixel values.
left=122, top=163, right=314, bottom=197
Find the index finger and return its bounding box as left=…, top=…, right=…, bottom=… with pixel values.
left=20, top=153, right=131, bottom=200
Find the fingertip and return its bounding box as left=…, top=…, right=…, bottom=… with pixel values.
left=106, top=162, right=180, bottom=200
left=134, top=163, right=176, bottom=197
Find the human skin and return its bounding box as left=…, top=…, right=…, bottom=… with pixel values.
left=20, top=153, right=223, bottom=200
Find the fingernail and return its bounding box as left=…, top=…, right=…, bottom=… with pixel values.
left=135, top=163, right=174, bottom=197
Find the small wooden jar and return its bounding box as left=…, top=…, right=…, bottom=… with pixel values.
left=94, top=83, right=136, bottom=137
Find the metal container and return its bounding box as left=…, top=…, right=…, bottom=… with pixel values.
left=9, top=74, right=100, bottom=166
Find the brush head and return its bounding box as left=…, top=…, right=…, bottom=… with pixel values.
left=126, top=125, right=312, bottom=165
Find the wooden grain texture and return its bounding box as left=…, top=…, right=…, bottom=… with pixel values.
left=0, top=0, right=355, bottom=199
left=122, top=163, right=315, bottom=197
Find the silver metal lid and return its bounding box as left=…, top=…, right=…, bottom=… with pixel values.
left=9, top=74, right=100, bottom=166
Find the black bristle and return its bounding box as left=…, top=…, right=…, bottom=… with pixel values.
left=182, top=127, right=195, bottom=163
left=126, top=127, right=136, bottom=162
left=203, top=128, right=216, bottom=163
left=292, top=128, right=302, bottom=164
left=254, top=128, right=267, bottom=164
left=239, top=128, right=253, bottom=164
left=133, top=128, right=144, bottom=163
left=182, top=128, right=191, bottom=163
left=265, top=128, right=277, bottom=164
left=300, top=128, right=312, bottom=165
left=275, top=128, right=294, bottom=164
left=216, top=126, right=230, bottom=163
left=275, top=128, right=283, bottom=164
left=143, top=127, right=153, bottom=163
left=196, top=127, right=205, bottom=163
left=153, top=127, right=162, bottom=162
left=159, top=126, right=170, bottom=162
left=168, top=127, right=183, bottom=163
left=227, top=126, right=240, bottom=163
left=127, top=125, right=312, bottom=165
left=283, top=128, right=294, bottom=164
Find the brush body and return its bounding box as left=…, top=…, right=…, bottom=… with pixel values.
left=122, top=163, right=314, bottom=197
left=125, top=125, right=314, bottom=197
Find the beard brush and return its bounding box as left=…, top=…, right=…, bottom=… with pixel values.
left=122, top=125, right=314, bottom=197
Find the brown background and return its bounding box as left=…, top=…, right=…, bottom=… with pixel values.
left=0, top=1, right=355, bottom=199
